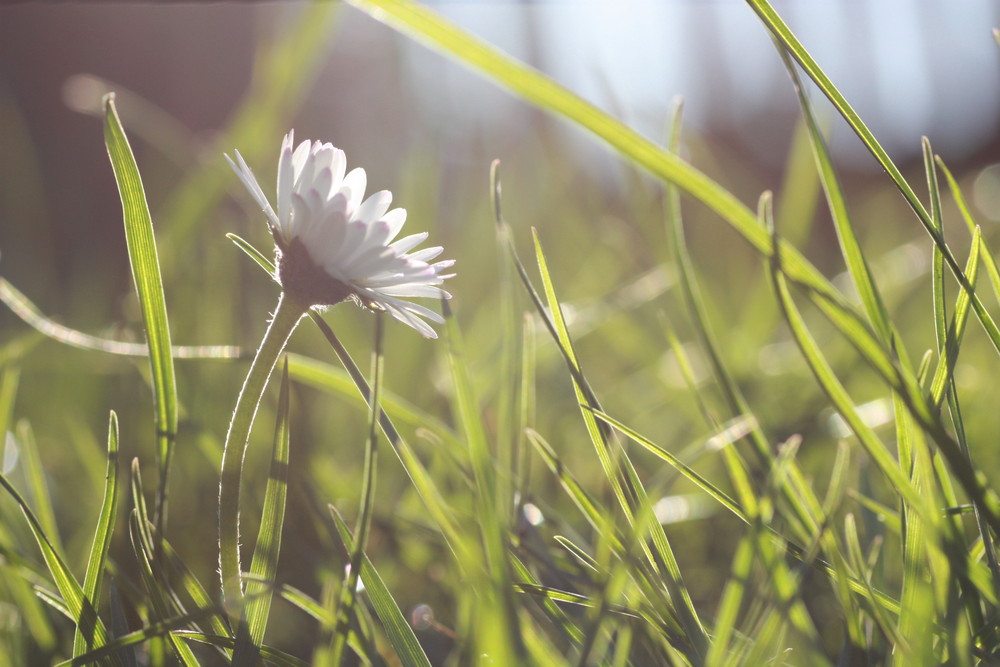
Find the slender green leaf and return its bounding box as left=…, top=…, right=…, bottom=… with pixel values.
left=73, top=412, right=121, bottom=659
left=103, top=95, right=178, bottom=531
left=0, top=471, right=116, bottom=663
left=0, top=278, right=241, bottom=360
left=329, top=509, right=433, bottom=667
left=233, top=359, right=292, bottom=664
left=330, top=315, right=386, bottom=666
left=175, top=632, right=309, bottom=667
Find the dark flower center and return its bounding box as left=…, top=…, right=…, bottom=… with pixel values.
left=276, top=237, right=354, bottom=307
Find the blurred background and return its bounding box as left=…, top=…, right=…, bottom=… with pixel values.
left=1, top=0, right=1000, bottom=660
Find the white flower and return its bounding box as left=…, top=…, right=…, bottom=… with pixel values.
left=226, top=131, right=454, bottom=338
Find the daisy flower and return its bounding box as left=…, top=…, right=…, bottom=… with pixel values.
left=226, top=130, right=454, bottom=338
left=218, top=132, right=454, bottom=622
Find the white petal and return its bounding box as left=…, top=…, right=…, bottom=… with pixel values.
left=226, top=151, right=279, bottom=230
left=381, top=208, right=407, bottom=241
left=277, top=136, right=294, bottom=229
left=340, top=168, right=367, bottom=213
left=389, top=232, right=428, bottom=255
left=356, top=190, right=392, bottom=223
left=406, top=246, right=444, bottom=263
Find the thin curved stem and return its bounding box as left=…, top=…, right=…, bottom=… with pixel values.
left=218, top=291, right=308, bottom=625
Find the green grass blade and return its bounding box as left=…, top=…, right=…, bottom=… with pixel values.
left=928, top=228, right=980, bottom=406
left=775, top=46, right=892, bottom=344
left=303, top=319, right=466, bottom=557
left=16, top=420, right=65, bottom=562
left=441, top=299, right=525, bottom=663
left=935, top=157, right=1000, bottom=310
left=103, top=95, right=178, bottom=532
left=490, top=161, right=525, bottom=520
left=59, top=602, right=226, bottom=667
left=528, top=230, right=708, bottom=656
left=705, top=537, right=754, bottom=666
left=73, top=411, right=122, bottom=658
left=227, top=233, right=278, bottom=280
left=175, top=632, right=309, bottom=667
left=329, top=509, right=433, bottom=667
left=345, top=0, right=850, bottom=316
left=0, top=277, right=242, bottom=360
left=765, top=199, right=929, bottom=515
left=524, top=429, right=610, bottom=536
left=233, top=359, right=292, bottom=664
left=0, top=471, right=116, bottom=662
left=662, top=101, right=820, bottom=545
left=0, top=372, right=57, bottom=654
left=287, top=352, right=461, bottom=452
left=128, top=461, right=199, bottom=666
left=330, top=315, right=386, bottom=666
left=585, top=408, right=747, bottom=523
left=748, top=0, right=1000, bottom=361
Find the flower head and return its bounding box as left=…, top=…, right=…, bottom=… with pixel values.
left=227, top=131, right=454, bottom=338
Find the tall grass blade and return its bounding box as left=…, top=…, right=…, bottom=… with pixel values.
left=73, top=412, right=121, bottom=659
left=16, top=421, right=65, bottom=563
left=0, top=471, right=116, bottom=663
left=330, top=315, right=385, bottom=666
left=527, top=230, right=708, bottom=656
left=128, top=461, right=198, bottom=666
left=442, top=299, right=525, bottom=663
left=103, top=95, right=178, bottom=532
left=304, top=318, right=466, bottom=556
left=232, top=359, right=292, bottom=664
left=174, top=632, right=309, bottom=667
left=748, top=0, right=1000, bottom=359
left=344, top=0, right=851, bottom=314
left=329, top=508, right=433, bottom=667
left=0, top=277, right=241, bottom=360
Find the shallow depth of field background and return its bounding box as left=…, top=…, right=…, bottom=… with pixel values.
left=2, top=0, right=1000, bottom=661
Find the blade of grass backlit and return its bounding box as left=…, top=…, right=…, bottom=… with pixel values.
left=128, top=461, right=198, bottom=665
left=0, top=372, right=57, bottom=654
left=923, top=143, right=1000, bottom=597
left=491, top=160, right=525, bottom=518
left=232, top=359, right=292, bottom=664
left=935, top=159, right=1000, bottom=308
left=175, top=633, right=309, bottom=667
left=705, top=537, right=753, bottom=666
left=227, top=233, right=278, bottom=281
left=344, top=0, right=851, bottom=316
left=749, top=0, right=1000, bottom=360
left=775, top=46, right=892, bottom=345
left=524, top=429, right=610, bottom=536
left=59, top=602, right=224, bottom=667
left=662, top=101, right=821, bottom=544
left=329, top=508, right=433, bottom=667
left=586, top=408, right=746, bottom=523
left=0, top=278, right=240, bottom=360
left=442, top=299, right=526, bottom=663
left=764, top=196, right=929, bottom=515
left=16, top=421, right=65, bottom=564
left=288, top=352, right=461, bottom=453
left=304, top=314, right=466, bottom=557
left=73, top=412, right=121, bottom=659
left=0, top=471, right=117, bottom=662
left=104, top=95, right=178, bottom=533
left=528, top=231, right=708, bottom=656
left=329, top=315, right=385, bottom=666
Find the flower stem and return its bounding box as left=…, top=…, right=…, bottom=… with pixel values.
left=219, top=291, right=308, bottom=623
